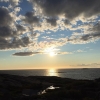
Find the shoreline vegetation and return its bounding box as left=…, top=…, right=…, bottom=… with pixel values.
left=0, top=74, right=100, bottom=100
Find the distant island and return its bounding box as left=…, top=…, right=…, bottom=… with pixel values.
left=0, top=74, right=100, bottom=100
left=82, top=68, right=89, bottom=70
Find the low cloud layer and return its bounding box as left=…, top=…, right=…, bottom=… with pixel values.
left=77, top=63, right=100, bottom=67
left=13, top=51, right=72, bottom=56
left=13, top=52, right=35, bottom=56
left=13, top=51, right=45, bottom=56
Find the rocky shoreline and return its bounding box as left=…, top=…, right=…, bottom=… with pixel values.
left=0, top=74, right=100, bottom=100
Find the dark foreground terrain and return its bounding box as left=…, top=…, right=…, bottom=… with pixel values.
left=0, top=74, right=100, bottom=100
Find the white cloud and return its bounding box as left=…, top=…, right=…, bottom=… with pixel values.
left=0, top=0, right=21, bottom=6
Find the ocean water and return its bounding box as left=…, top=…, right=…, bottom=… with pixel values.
left=0, top=68, right=100, bottom=80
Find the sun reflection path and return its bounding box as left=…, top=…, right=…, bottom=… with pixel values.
left=47, top=69, right=58, bottom=76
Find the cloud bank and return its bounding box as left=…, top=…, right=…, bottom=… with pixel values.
left=0, top=0, right=100, bottom=56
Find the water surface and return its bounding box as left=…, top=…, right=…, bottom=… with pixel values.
left=0, top=68, right=100, bottom=80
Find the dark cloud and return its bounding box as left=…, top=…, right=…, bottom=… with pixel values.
left=67, top=32, right=100, bottom=44
left=0, top=25, right=26, bottom=38
left=0, top=26, right=14, bottom=38
left=0, top=7, right=32, bottom=50
left=80, top=23, right=100, bottom=41
left=31, top=33, right=40, bottom=37
left=16, top=24, right=27, bottom=35
left=13, top=51, right=72, bottom=56
left=30, top=0, right=100, bottom=20
left=81, top=33, right=100, bottom=41
left=13, top=51, right=42, bottom=56
left=0, top=7, right=26, bottom=38
left=0, top=0, right=100, bottom=52
left=64, top=19, right=70, bottom=25
left=67, top=23, right=100, bottom=43
left=46, top=18, right=57, bottom=26
left=0, top=7, right=12, bottom=27
left=0, top=37, right=32, bottom=50
left=0, top=7, right=35, bottom=51
left=91, top=23, right=100, bottom=32
left=12, top=37, right=31, bottom=48
left=24, top=11, right=40, bottom=24
left=13, top=52, right=34, bottom=56
left=0, top=24, right=28, bottom=43
left=16, top=24, right=26, bottom=32
left=0, top=37, right=8, bottom=45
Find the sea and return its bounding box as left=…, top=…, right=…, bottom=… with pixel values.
left=0, top=68, right=100, bottom=80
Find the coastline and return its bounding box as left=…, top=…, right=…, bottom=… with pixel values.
left=0, top=74, right=100, bottom=100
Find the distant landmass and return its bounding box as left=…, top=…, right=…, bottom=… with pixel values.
left=82, top=68, right=89, bottom=70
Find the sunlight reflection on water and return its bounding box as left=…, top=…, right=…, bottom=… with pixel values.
left=47, top=69, right=58, bottom=76
left=38, top=85, right=60, bottom=95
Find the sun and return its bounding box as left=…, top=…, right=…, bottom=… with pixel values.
left=49, top=52, right=56, bottom=57
left=44, top=47, right=57, bottom=57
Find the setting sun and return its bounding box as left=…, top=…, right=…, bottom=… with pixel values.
left=49, top=52, right=56, bottom=57
left=44, top=47, right=57, bottom=57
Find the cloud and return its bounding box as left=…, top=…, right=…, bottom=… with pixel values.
left=75, top=49, right=86, bottom=53
left=77, top=63, right=100, bottom=67
left=0, top=0, right=100, bottom=53
left=16, top=24, right=27, bottom=35
left=0, top=25, right=27, bottom=38
left=0, top=26, right=13, bottom=38
left=46, top=18, right=57, bottom=26
left=37, top=39, right=67, bottom=50
left=0, top=7, right=34, bottom=50
left=67, top=32, right=100, bottom=44
left=0, top=7, right=13, bottom=27
left=13, top=51, right=43, bottom=56
left=25, top=0, right=100, bottom=42
left=29, top=0, right=100, bottom=20
left=81, top=33, right=100, bottom=41
left=26, top=0, right=100, bottom=34
left=91, top=23, right=100, bottom=32
left=31, top=33, right=40, bottom=38
left=57, top=52, right=72, bottom=55
left=0, top=7, right=27, bottom=37
left=23, top=11, right=40, bottom=25
left=65, top=22, right=100, bottom=44
left=13, top=51, right=72, bottom=56
left=13, top=52, right=34, bottom=56
left=0, top=0, right=21, bottom=6
left=0, top=37, right=32, bottom=50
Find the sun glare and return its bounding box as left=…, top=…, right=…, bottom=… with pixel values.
left=49, top=52, right=56, bottom=57
left=44, top=47, right=57, bottom=57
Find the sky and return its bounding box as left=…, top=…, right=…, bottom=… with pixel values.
left=0, top=0, right=100, bottom=70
